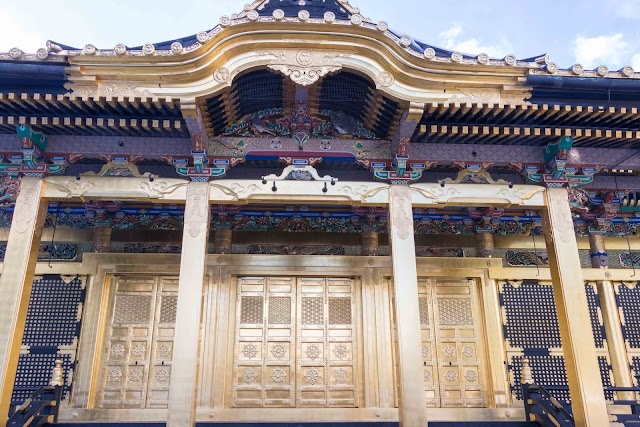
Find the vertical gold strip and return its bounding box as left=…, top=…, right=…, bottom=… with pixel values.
left=541, top=188, right=609, bottom=426
left=198, top=270, right=218, bottom=407
left=388, top=185, right=428, bottom=427
left=0, top=177, right=48, bottom=420
left=588, top=233, right=634, bottom=399
left=361, top=268, right=379, bottom=407
left=479, top=274, right=510, bottom=407
left=167, top=182, right=211, bottom=427
left=374, top=269, right=395, bottom=408
left=599, top=280, right=634, bottom=399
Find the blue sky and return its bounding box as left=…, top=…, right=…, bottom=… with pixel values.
left=1, top=0, right=639, bottom=70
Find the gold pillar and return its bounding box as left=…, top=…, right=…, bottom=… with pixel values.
left=475, top=232, right=495, bottom=258
left=475, top=232, right=510, bottom=405
left=0, top=178, right=48, bottom=420
left=167, top=182, right=211, bottom=427
left=362, top=230, right=379, bottom=256
left=388, top=185, right=428, bottom=427
left=91, top=226, right=112, bottom=253
left=541, top=188, right=609, bottom=426
left=213, top=227, right=232, bottom=254
left=589, top=233, right=634, bottom=399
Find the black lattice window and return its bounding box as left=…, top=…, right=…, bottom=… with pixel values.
left=599, top=356, right=614, bottom=401
left=632, top=357, right=640, bottom=386
left=500, top=280, right=612, bottom=404
left=509, top=355, right=571, bottom=403
left=11, top=275, right=86, bottom=409
left=500, top=280, right=562, bottom=349
left=617, top=283, right=640, bottom=349
left=585, top=284, right=607, bottom=349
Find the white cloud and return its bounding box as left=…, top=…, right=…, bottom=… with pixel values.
left=438, top=24, right=513, bottom=58
left=633, top=53, right=640, bottom=70
left=607, top=0, right=640, bottom=19
left=0, top=8, right=44, bottom=52
left=573, top=33, right=633, bottom=68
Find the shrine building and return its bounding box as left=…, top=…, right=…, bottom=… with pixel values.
left=1, top=1, right=640, bottom=426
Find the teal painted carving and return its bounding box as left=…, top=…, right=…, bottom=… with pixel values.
left=17, top=125, right=47, bottom=152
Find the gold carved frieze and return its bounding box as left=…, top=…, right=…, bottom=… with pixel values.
left=256, top=49, right=352, bottom=86
left=448, top=87, right=529, bottom=105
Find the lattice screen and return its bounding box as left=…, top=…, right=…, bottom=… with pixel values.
left=615, top=282, right=640, bottom=386
left=11, top=275, right=86, bottom=408
left=499, top=280, right=612, bottom=403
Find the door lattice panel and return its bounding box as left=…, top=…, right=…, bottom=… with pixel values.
left=391, top=278, right=487, bottom=408
left=232, top=277, right=358, bottom=408
left=98, top=276, right=178, bottom=409
left=11, top=275, right=86, bottom=409
left=499, top=280, right=613, bottom=403
left=615, top=282, right=640, bottom=391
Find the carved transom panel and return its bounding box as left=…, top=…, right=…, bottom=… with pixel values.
left=240, top=296, right=264, bottom=324
left=328, top=297, right=352, bottom=325
left=113, top=295, right=152, bottom=324
left=301, top=297, right=324, bottom=325
left=437, top=298, right=473, bottom=326
left=269, top=297, right=292, bottom=324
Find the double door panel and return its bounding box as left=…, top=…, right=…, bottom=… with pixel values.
left=419, top=278, right=487, bottom=407
left=98, top=275, right=178, bottom=409
left=233, top=276, right=358, bottom=407
left=392, top=278, right=487, bottom=408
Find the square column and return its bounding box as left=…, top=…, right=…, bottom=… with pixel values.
left=167, top=182, right=211, bottom=427
left=0, top=177, right=48, bottom=420
left=541, top=188, right=609, bottom=426
left=388, top=185, right=428, bottom=427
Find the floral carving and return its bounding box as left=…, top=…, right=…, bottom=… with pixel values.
left=333, top=344, right=348, bottom=360
left=304, top=368, right=320, bottom=385
left=424, top=369, right=432, bottom=382
left=445, top=370, right=458, bottom=382
left=270, top=368, right=286, bottom=383
left=271, top=344, right=286, bottom=360
left=242, top=368, right=257, bottom=384
left=422, top=345, right=430, bottom=358
left=305, top=345, right=321, bottom=360
left=333, top=368, right=349, bottom=384
left=131, top=344, right=146, bottom=358
left=243, top=344, right=259, bottom=359
left=110, top=344, right=125, bottom=358
left=442, top=345, right=455, bottom=357
left=107, top=368, right=122, bottom=382
left=128, top=368, right=143, bottom=382
left=155, top=369, right=170, bottom=384
left=157, top=344, right=172, bottom=358
left=462, top=346, right=475, bottom=358
left=464, top=370, right=477, bottom=383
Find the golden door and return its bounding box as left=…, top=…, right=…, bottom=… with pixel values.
left=233, top=276, right=358, bottom=408
left=393, top=278, right=487, bottom=408
left=97, top=276, right=178, bottom=409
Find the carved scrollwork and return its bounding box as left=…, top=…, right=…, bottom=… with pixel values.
left=138, top=181, right=187, bottom=199
left=256, top=49, right=352, bottom=86
left=185, top=183, right=209, bottom=238
left=391, top=187, right=412, bottom=241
